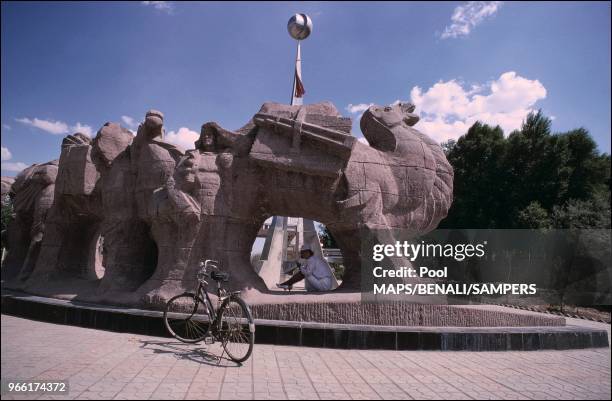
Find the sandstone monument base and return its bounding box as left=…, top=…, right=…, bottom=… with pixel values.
left=4, top=288, right=608, bottom=352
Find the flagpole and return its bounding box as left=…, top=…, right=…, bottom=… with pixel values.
left=291, top=40, right=302, bottom=106
left=261, top=13, right=313, bottom=289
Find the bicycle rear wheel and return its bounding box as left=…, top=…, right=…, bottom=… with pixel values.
left=218, top=296, right=255, bottom=363
left=164, top=293, right=210, bottom=343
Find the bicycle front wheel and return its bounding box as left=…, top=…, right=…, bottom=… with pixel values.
left=218, top=295, right=255, bottom=363
left=164, top=292, right=211, bottom=343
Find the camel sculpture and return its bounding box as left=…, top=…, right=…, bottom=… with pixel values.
left=2, top=101, right=453, bottom=308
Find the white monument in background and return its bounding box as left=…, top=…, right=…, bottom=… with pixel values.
left=253, top=14, right=326, bottom=289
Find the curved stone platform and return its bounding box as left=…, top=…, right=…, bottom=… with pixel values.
left=248, top=302, right=566, bottom=327
left=1, top=290, right=608, bottom=351
left=2, top=281, right=567, bottom=327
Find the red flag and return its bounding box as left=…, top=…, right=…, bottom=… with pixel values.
left=294, top=68, right=305, bottom=98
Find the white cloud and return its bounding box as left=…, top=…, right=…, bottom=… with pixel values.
left=1, top=162, right=28, bottom=172
left=15, top=117, right=93, bottom=137
left=440, top=1, right=503, bottom=39
left=2, top=124, right=10, bottom=130
left=357, top=137, right=369, bottom=145
left=15, top=117, right=69, bottom=135
left=345, top=103, right=374, bottom=114
left=71, top=122, right=93, bottom=137
left=1, top=146, right=29, bottom=173
left=1, top=146, right=12, bottom=161
left=165, top=127, right=199, bottom=151
left=410, top=71, right=547, bottom=142
left=142, top=1, right=174, bottom=13
left=121, top=115, right=138, bottom=129
left=345, top=103, right=375, bottom=131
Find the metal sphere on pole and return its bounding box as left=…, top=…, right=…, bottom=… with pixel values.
left=287, top=13, right=313, bottom=40
left=287, top=14, right=312, bottom=106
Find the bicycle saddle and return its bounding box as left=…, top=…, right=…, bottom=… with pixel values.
left=211, top=271, right=229, bottom=282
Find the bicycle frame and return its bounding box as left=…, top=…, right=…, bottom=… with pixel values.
left=193, top=260, right=232, bottom=339
left=195, top=282, right=219, bottom=328
left=164, top=258, right=254, bottom=363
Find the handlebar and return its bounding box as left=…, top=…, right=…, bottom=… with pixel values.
left=197, top=259, right=220, bottom=283
left=199, top=259, right=219, bottom=271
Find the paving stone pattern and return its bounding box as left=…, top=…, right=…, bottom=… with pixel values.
left=1, top=315, right=609, bottom=400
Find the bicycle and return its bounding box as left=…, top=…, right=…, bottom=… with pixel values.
left=163, top=259, right=255, bottom=363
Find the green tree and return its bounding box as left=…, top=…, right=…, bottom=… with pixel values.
left=440, top=110, right=610, bottom=230
left=1, top=196, right=13, bottom=233
left=517, top=201, right=552, bottom=229
left=503, top=111, right=562, bottom=219
left=560, top=129, right=610, bottom=202
left=552, top=192, right=611, bottom=229
left=438, top=122, right=507, bottom=228
left=441, top=139, right=456, bottom=156
left=317, top=223, right=337, bottom=248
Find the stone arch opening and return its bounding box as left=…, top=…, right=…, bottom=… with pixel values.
left=87, top=230, right=106, bottom=280
left=121, top=221, right=159, bottom=289
left=2, top=214, right=34, bottom=281
left=250, top=216, right=344, bottom=292
left=140, top=227, right=158, bottom=284
left=60, top=218, right=102, bottom=280
left=95, top=220, right=159, bottom=293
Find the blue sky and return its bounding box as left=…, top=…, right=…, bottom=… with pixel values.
left=2, top=1, right=611, bottom=176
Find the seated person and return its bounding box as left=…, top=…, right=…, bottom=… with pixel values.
left=276, top=245, right=335, bottom=291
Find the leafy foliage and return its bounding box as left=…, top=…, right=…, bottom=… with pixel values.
left=1, top=195, right=13, bottom=233
left=318, top=223, right=338, bottom=248
left=439, top=110, right=610, bottom=229
left=517, top=201, right=552, bottom=229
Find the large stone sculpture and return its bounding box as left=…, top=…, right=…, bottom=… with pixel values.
left=18, top=127, right=133, bottom=296
left=2, top=160, right=58, bottom=281
left=96, top=111, right=183, bottom=303
left=1, top=176, right=15, bottom=198
left=2, top=101, right=453, bottom=308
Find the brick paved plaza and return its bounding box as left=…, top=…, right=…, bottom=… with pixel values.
left=1, top=314, right=610, bottom=400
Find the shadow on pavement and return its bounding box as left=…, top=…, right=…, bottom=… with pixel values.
left=139, top=340, right=242, bottom=368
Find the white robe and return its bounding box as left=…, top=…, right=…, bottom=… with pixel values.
left=299, top=255, right=336, bottom=291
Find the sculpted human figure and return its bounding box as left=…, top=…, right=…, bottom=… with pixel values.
left=97, top=110, right=184, bottom=300
left=191, top=123, right=234, bottom=215
left=131, top=110, right=184, bottom=221
left=138, top=122, right=248, bottom=304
